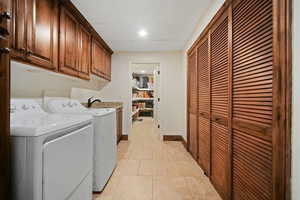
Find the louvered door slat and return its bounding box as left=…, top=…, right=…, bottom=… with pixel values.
left=232, top=0, right=273, bottom=199
left=210, top=16, right=230, bottom=199
left=189, top=113, right=198, bottom=160
left=233, top=129, right=272, bottom=200
left=211, top=122, right=229, bottom=199
left=197, top=39, right=209, bottom=116
left=188, top=52, right=197, bottom=114
left=197, top=38, right=210, bottom=175
left=233, top=0, right=273, bottom=131
left=198, top=116, right=210, bottom=174
left=211, top=17, right=229, bottom=120
left=188, top=51, right=198, bottom=160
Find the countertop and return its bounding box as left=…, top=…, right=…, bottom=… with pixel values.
left=81, top=102, right=123, bottom=109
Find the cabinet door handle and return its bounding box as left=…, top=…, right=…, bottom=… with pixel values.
left=0, top=47, right=10, bottom=54
left=1, top=11, right=11, bottom=20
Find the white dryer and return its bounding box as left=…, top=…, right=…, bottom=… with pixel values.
left=10, top=99, right=94, bottom=200
left=45, top=98, right=117, bottom=192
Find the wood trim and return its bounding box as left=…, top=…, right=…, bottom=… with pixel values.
left=163, top=135, right=187, bottom=149
left=163, top=135, right=183, bottom=141
left=273, top=0, right=290, bottom=198
left=58, top=0, right=113, bottom=54
left=121, top=135, right=128, bottom=141
left=0, top=0, right=11, bottom=198
left=186, top=49, right=190, bottom=153
left=227, top=4, right=233, bottom=200
left=208, top=30, right=212, bottom=177
left=285, top=0, right=292, bottom=199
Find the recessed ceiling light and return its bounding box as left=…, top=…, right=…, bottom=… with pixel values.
left=141, top=70, right=146, bottom=73
left=138, top=29, right=148, bottom=37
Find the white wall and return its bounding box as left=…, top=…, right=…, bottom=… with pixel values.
left=292, top=0, right=299, bottom=199
left=96, top=51, right=185, bottom=137
left=11, top=61, right=108, bottom=98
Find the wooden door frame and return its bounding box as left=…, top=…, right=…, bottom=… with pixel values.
left=0, top=0, right=11, bottom=198
left=283, top=0, right=292, bottom=199
left=186, top=0, right=292, bottom=199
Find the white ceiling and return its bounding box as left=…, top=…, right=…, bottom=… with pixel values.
left=71, top=0, right=212, bottom=52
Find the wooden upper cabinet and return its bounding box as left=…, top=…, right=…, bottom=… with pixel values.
left=77, top=25, right=91, bottom=80
left=11, top=0, right=26, bottom=57
left=91, top=38, right=106, bottom=78
left=59, top=5, right=79, bottom=77
left=26, top=0, right=58, bottom=70
left=11, top=0, right=112, bottom=80
left=11, top=0, right=58, bottom=70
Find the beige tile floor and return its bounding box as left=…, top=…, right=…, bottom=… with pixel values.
left=93, top=117, right=221, bottom=200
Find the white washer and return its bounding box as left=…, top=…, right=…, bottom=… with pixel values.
left=45, top=98, right=117, bottom=192
left=10, top=99, right=94, bottom=200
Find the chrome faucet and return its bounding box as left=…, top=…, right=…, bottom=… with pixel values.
left=87, top=97, right=102, bottom=108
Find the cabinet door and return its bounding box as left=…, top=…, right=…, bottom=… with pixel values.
left=104, top=51, right=111, bottom=80
left=77, top=25, right=91, bottom=80
left=188, top=50, right=198, bottom=160
left=210, top=13, right=229, bottom=200
left=59, top=6, right=78, bottom=77
left=91, top=38, right=105, bottom=77
left=11, top=0, right=26, bottom=58
left=26, top=0, right=58, bottom=70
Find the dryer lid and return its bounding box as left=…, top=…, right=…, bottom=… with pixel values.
left=10, top=99, right=92, bottom=137
left=46, top=98, right=115, bottom=116
left=46, top=98, right=88, bottom=113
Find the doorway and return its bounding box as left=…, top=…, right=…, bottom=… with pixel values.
left=130, top=63, right=160, bottom=140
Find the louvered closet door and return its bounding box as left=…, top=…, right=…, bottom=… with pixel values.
left=188, top=51, right=198, bottom=160
left=232, top=0, right=274, bottom=199
left=197, top=38, right=210, bottom=175
left=210, top=13, right=229, bottom=200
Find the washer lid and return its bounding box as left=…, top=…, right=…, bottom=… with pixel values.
left=10, top=113, right=92, bottom=137
left=46, top=99, right=88, bottom=113
left=46, top=98, right=115, bottom=116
